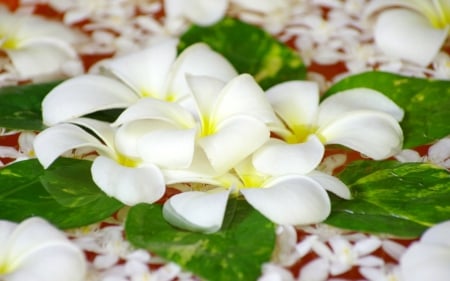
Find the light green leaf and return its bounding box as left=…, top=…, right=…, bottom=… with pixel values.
left=326, top=160, right=450, bottom=238
left=125, top=199, right=276, bottom=281
left=0, top=158, right=123, bottom=229
left=179, top=17, right=306, bottom=89
left=324, top=71, right=450, bottom=148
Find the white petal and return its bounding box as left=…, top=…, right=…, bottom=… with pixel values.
left=420, top=220, right=450, bottom=247
left=318, top=111, right=403, bottom=160
left=266, top=80, right=320, bottom=127
left=165, top=0, right=227, bottom=25
left=298, top=258, right=329, bottom=281
left=307, top=170, right=351, bottom=199
left=7, top=242, right=86, bottom=281
left=252, top=135, right=324, bottom=176
left=199, top=115, right=270, bottom=173
left=98, top=39, right=178, bottom=99
left=232, top=0, right=288, bottom=14
left=163, top=149, right=225, bottom=185
left=241, top=177, right=331, bottom=225
left=400, top=243, right=450, bottom=281
left=138, top=127, right=197, bottom=168
left=113, top=98, right=196, bottom=128
left=42, top=75, right=138, bottom=126
left=373, top=9, right=448, bottom=66
left=186, top=74, right=226, bottom=119
left=0, top=221, right=17, bottom=257
left=318, top=88, right=404, bottom=127
left=33, top=123, right=112, bottom=168
left=91, top=156, right=165, bottom=205
left=162, top=189, right=230, bottom=233
left=70, top=118, right=116, bottom=149
left=211, top=74, right=277, bottom=125
left=167, top=43, right=237, bottom=102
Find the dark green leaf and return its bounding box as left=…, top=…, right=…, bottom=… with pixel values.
left=179, top=17, right=306, bottom=89
left=324, top=71, right=450, bottom=148
left=126, top=199, right=276, bottom=281
left=0, top=81, right=61, bottom=130
left=0, top=158, right=123, bottom=229
left=326, top=160, right=450, bottom=238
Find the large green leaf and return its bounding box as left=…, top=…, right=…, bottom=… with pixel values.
left=0, top=81, right=61, bottom=130
left=325, top=160, right=450, bottom=238
left=179, top=17, right=306, bottom=90
left=126, top=199, right=276, bottom=281
left=0, top=158, right=123, bottom=229
left=324, top=71, right=450, bottom=148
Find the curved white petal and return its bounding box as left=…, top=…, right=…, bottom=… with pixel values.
left=232, top=0, right=288, bottom=14
left=70, top=118, right=116, bottom=149
left=113, top=98, right=196, bottom=128
left=400, top=243, right=450, bottom=281
left=7, top=242, right=86, bottom=281
left=91, top=156, right=165, bottom=205
left=165, top=0, right=227, bottom=26
left=33, top=124, right=112, bottom=168
left=199, top=115, right=270, bottom=173
left=0, top=221, right=16, bottom=257
left=266, top=80, right=320, bottom=127
left=363, top=0, right=419, bottom=18
left=420, top=220, right=450, bottom=247
left=115, top=120, right=177, bottom=158
left=212, top=74, right=277, bottom=124
left=373, top=9, right=448, bottom=66
left=98, top=39, right=178, bottom=99
left=1, top=218, right=86, bottom=281
left=318, top=111, right=403, bottom=160
left=167, top=43, right=238, bottom=101
left=307, top=170, right=351, bottom=199
left=137, top=127, right=197, bottom=168
left=42, top=75, right=138, bottom=126
left=163, top=149, right=224, bottom=184
left=252, top=135, right=324, bottom=176
left=241, top=177, right=331, bottom=225
left=318, top=88, right=404, bottom=127
left=162, top=189, right=230, bottom=233
left=186, top=74, right=226, bottom=119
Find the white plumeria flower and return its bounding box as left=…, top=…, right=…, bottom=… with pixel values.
left=113, top=73, right=277, bottom=174
left=365, top=0, right=450, bottom=66
left=42, top=39, right=238, bottom=126
left=399, top=220, right=450, bottom=281
left=164, top=0, right=228, bottom=26
left=252, top=80, right=404, bottom=176
left=0, top=217, right=86, bottom=281
left=33, top=118, right=165, bottom=206
left=0, top=9, right=85, bottom=81
left=162, top=150, right=350, bottom=233
left=310, top=235, right=383, bottom=276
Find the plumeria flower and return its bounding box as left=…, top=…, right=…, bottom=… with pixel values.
left=0, top=217, right=86, bottom=281
left=253, top=80, right=404, bottom=175
left=305, top=235, right=383, bottom=277
left=365, top=0, right=450, bottom=66
left=113, top=73, right=277, bottom=174
left=162, top=149, right=350, bottom=233
left=33, top=118, right=165, bottom=205
left=42, top=39, right=238, bottom=126
left=400, top=220, right=450, bottom=281
left=0, top=8, right=85, bottom=81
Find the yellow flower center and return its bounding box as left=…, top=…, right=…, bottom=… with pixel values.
left=413, top=0, right=450, bottom=28
left=116, top=153, right=140, bottom=168
left=285, top=123, right=318, bottom=144
left=0, top=36, right=19, bottom=50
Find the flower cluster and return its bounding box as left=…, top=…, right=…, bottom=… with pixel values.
left=33, top=39, right=404, bottom=233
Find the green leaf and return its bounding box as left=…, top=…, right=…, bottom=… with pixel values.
left=326, top=160, right=450, bottom=238
left=179, top=17, right=306, bottom=90
left=324, top=71, right=450, bottom=148
left=126, top=199, right=276, bottom=281
left=0, top=158, right=123, bottom=229
left=0, top=80, right=61, bottom=130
